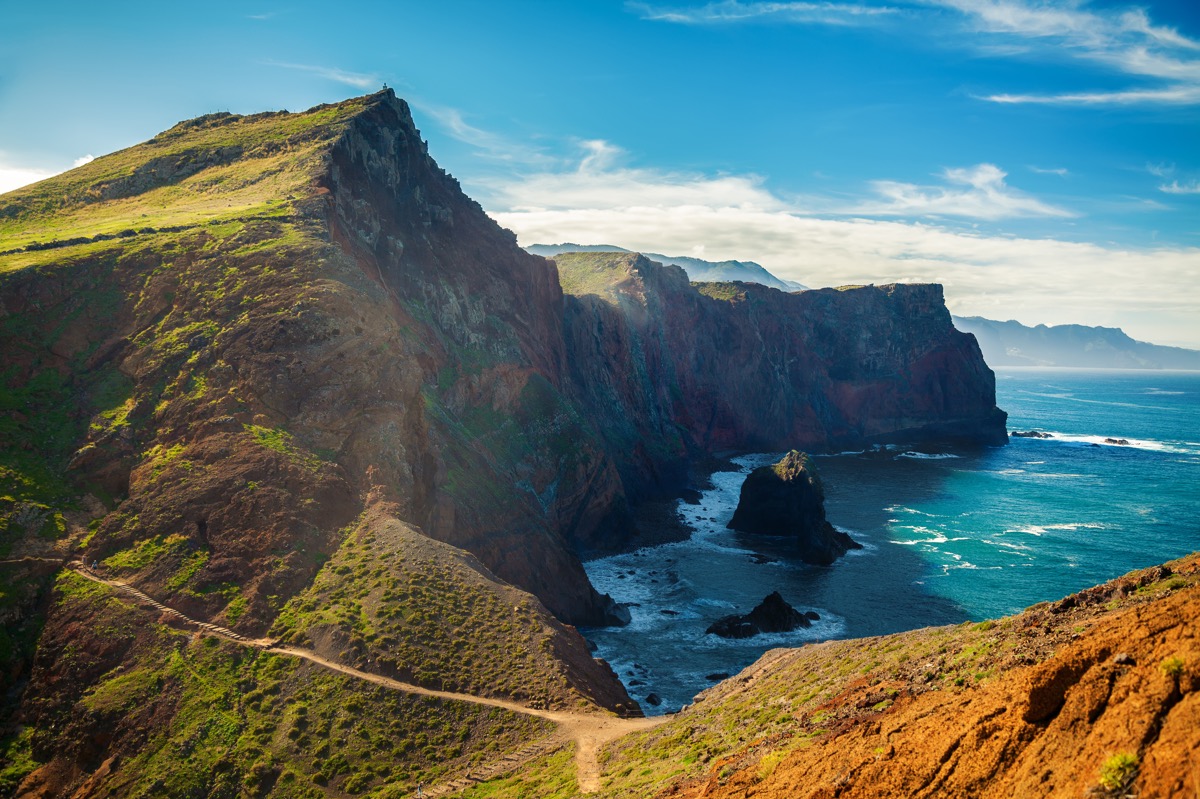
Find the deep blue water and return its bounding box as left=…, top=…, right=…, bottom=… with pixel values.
left=583, top=368, right=1200, bottom=714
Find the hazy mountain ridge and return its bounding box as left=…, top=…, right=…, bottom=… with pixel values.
left=954, top=315, right=1200, bottom=369
left=526, top=242, right=807, bottom=292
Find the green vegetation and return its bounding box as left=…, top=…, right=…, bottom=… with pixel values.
left=451, top=747, right=579, bottom=799
left=271, top=516, right=594, bottom=709
left=553, top=250, right=641, bottom=301
left=1160, top=655, right=1185, bottom=677
left=104, top=533, right=189, bottom=572
left=245, top=424, right=322, bottom=471
left=0, top=728, right=38, bottom=795
left=35, top=569, right=553, bottom=798
left=1098, top=752, right=1138, bottom=791
left=694, top=282, right=747, bottom=302
left=0, top=97, right=369, bottom=262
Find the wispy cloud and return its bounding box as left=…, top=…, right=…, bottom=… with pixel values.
left=483, top=146, right=1200, bottom=347
left=932, top=0, right=1200, bottom=106
left=264, top=60, right=378, bottom=89
left=1029, top=165, right=1068, bottom=176
left=73, top=154, right=95, bottom=168
left=852, top=163, right=1076, bottom=219
left=1160, top=180, right=1200, bottom=195
left=630, top=0, right=898, bottom=26
left=411, top=102, right=558, bottom=168
left=479, top=139, right=784, bottom=213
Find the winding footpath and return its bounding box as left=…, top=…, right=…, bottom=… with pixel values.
left=66, top=562, right=667, bottom=796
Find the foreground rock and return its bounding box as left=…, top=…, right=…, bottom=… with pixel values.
left=706, top=591, right=816, bottom=639
left=727, top=451, right=861, bottom=565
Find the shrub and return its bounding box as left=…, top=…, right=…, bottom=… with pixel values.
left=1099, top=752, right=1138, bottom=791
left=1161, top=656, right=1185, bottom=678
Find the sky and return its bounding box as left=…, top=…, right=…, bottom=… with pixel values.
left=2, top=1, right=1198, bottom=347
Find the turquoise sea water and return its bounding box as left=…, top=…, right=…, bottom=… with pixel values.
left=583, top=368, right=1200, bottom=714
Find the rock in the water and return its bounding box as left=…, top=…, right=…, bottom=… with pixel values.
left=644, top=693, right=662, bottom=706
left=727, top=450, right=861, bottom=565
left=706, top=672, right=731, bottom=682
left=706, top=591, right=812, bottom=639
left=1011, top=430, right=1054, bottom=439
left=1104, top=437, right=1131, bottom=445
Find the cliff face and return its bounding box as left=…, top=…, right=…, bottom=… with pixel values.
left=556, top=253, right=1006, bottom=552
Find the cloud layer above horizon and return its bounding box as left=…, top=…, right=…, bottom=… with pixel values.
left=484, top=144, right=1200, bottom=348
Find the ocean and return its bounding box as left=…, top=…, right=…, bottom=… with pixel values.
left=582, top=368, right=1200, bottom=714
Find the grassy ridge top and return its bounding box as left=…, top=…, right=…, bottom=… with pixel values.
left=553, top=250, right=647, bottom=302
left=0, top=95, right=374, bottom=267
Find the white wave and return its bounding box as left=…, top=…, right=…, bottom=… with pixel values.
left=1007, top=522, right=1105, bottom=537
left=692, top=597, right=737, bottom=609
left=1144, top=388, right=1185, bottom=395
left=982, top=537, right=1032, bottom=553
left=885, top=505, right=937, bottom=516
left=1016, top=430, right=1197, bottom=454
left=897, top=451, right=962, bottom=460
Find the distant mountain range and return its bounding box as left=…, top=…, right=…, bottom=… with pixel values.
left=953, top=315, right=1200, bottom=370
left=526, top=243, right=808, bottom=292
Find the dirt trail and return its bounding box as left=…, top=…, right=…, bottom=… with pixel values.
left=68, top=562, right=667, bottom=794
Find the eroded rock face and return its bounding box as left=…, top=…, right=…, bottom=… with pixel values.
left=727, top=451, right=861, bottom=565
left=705, top=591, right=814, bottom=639
left=555, top=253, right=1008, bottom=555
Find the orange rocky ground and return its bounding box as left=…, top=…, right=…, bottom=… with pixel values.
left=643, top=556, right=1199, bottom=799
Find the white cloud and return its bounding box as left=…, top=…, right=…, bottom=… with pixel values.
left=630, top=0, right=898, bottom=26
left=479, top=139, right=785, bottom=215
left=411, top=102, right=558, bottom=168
left=1160, top=180, right=1200, bottom=195
left=851, top=163, right=1075, bottom=219
left=930, top=0, right=1200, bottom=106
left=483, top=151, right=1200, bottom=348
left=0, top=164, right=56, bottom=195
left=263, top=60, right=378, bottom=89
left=0, top=154, right=98, bottom=195
left=1028, top=165, right=1068, bottom=176
left=637, top=0, right=1200, bottom=106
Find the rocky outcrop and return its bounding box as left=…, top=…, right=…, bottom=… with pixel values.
left=1012, top=430, right=1054, bottom=438
left=705, top=591, right=817, bottom=639
left=726, top=451, right=861, bottom=565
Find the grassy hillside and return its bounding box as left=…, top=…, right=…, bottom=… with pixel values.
left=1, top=570, right=552, bottom=798
left=0, top=91, right=635, bottom=797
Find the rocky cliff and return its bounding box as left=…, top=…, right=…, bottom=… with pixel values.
left=0, top=89, right=1007, bottom=796
left=556, top=252, right=1006, bottom=553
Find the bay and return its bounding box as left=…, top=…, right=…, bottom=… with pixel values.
left=583, top=368, right=1200, bottom=714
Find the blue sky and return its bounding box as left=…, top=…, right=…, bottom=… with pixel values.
left=2, top=0, right=1198, bottom=346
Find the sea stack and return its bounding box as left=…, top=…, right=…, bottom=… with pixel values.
left=705, top=591, right=817, bottom=639
left=727, top=450, right=861, bottom=565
